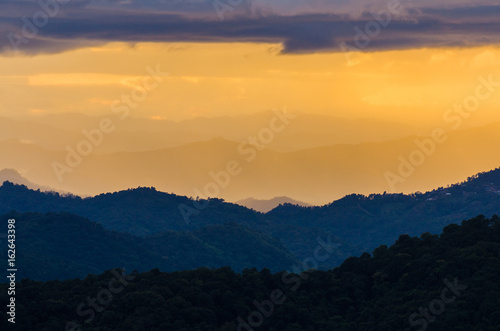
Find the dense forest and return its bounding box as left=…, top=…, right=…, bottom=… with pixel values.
left=1, top=215, right=499, bottom=330
left=1, top=167, right=500, bottom=280
left=0, top=211, right=297, bottom=280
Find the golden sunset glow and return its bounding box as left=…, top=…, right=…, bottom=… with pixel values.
left=2, top=40, right=500, bottom=203
left=0, top=42, right=498, bottom=127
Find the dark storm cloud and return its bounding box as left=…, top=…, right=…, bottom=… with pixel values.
left=1, top=1, right=500, bottom=55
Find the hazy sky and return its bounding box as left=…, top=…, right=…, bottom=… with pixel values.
left=1, top=0, right=500, bottom=201
left=1, top=0, right=499, bottom=124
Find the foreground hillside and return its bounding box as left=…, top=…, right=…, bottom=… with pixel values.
left=2, top=215, right=498, bottom=330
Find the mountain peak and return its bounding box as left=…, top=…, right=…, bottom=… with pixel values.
left=0, top=168, right=62, bottom=193
left=236, top=196, right=312, bottom=213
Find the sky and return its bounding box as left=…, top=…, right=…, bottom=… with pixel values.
left=1, top=0, right=500, bottom=201
left=0, top=0, right=500, bottom=124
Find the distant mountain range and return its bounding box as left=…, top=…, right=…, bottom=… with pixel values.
left=235, top=196, right=312, bottom=212
left=2, top=119, right=500, bottom=204
left=0, top=168, right=62, bottom=193
left=13, top=111, right=421, bottom=152
left=1, top=166, right=500, bottom=280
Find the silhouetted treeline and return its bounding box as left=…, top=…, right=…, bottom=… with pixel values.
left=1, top=215, right=499, bottom=330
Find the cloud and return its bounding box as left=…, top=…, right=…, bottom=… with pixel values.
left=27, top=73, right=146, bottom=87
left=1, top=1, right=500, bottom=55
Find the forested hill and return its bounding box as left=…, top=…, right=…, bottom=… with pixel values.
left=1, top=167, right=500, bottom=277
left=2, top=215, right=499, bottom=330
left=0, top=211, right=297, bottom=281
left=0, top=182, right=262, bottom=235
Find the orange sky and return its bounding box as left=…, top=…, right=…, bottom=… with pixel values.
left=1, top=42, right=500, bottom=128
